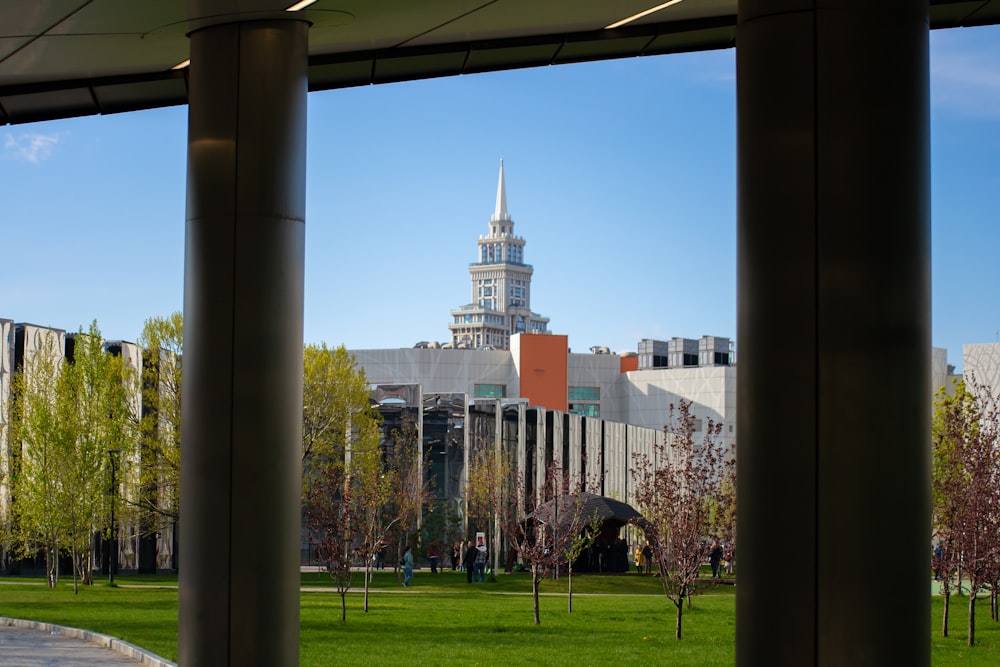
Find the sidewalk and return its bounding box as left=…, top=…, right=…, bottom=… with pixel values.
left=0, top=618, right=175, bottom=666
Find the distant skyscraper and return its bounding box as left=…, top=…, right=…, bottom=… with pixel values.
left=448, top=160, right=550, bottom=350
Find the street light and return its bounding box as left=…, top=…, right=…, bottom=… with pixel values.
left=107, top=449, right=121, bottom=586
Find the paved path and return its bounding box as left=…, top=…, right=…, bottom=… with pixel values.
left=0, top=619, right=174, bottom=666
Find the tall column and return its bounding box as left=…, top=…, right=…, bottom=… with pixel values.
left=736, top=2, right=930, bottom=664
left=180, top=19, right=308, bottom=667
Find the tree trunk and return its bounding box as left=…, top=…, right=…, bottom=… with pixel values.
left=568, top=564, right=573, bottom=613
left=675, top=598, right=684, bottom=639
left=532, top=567, right=541, bottom=625
left=72, top=545, right=79, bottom=595
left=363, top=562, right=371, bottom=613
left=968, top=592, right=977, bottom=647
left=942, top=589, right=950, bottom=637
left=47, top=547, right=57, bottom=588
left=340, top=591, right=347, bottom=623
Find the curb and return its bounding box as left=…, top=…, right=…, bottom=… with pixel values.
left=0, top=616, right=176, bottom=666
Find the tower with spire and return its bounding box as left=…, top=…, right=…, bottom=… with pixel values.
left=448, top=160, right=550, bottom=350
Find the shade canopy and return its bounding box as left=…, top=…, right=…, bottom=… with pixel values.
left=529, top=492, right=643, bottom=532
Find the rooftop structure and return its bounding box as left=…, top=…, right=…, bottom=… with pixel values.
left=449, top=161, right=550, bottom=350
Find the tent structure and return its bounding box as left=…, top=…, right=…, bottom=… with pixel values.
left=529, top=492, right=643, bottom=533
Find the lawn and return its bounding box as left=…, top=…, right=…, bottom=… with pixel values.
left=1, top=571, right=998, bottom=665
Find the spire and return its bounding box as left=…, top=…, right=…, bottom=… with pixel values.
left=493, top=158, right=510, bottom=222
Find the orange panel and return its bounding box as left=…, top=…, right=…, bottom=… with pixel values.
left=516, top=334, right=567, bottom=412
left=620, top=355, right=638, bottom=373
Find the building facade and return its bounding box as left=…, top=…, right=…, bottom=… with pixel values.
left=448, top=160, right=550, bottom=350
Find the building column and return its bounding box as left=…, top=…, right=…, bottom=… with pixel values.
left=736, top=2, right=930, bottom=664
left=179, top=18, right=308, bottom=667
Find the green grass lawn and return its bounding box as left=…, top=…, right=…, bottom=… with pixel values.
left=1, top=571, right=998, bottom=665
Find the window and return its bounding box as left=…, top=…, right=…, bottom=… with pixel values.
left=569, top=403, right=600, bottom=417
left=474, top=384, right=507, bottom=398
left=568, top=386, right=600, bottom=401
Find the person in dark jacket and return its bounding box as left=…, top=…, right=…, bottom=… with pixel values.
left=464, top=540, right=478, bottom=583
left=710, top=539, right=724, bottom=578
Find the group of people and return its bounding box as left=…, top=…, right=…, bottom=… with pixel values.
left=633, top=541, right=654, bottom=575
left=631, top=538, right=734, bottom=577
left=463, top=538, right=489, bottom=583
left=399, top=537, right=489, bottom=587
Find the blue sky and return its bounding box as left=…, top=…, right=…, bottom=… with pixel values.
left=2, top=25, right=998, bottom=371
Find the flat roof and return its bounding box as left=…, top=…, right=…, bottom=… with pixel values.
left=2, top=0, right=999, bottom=125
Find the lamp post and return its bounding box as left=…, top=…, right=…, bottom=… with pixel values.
left=107, top=449, right=121, bottom=586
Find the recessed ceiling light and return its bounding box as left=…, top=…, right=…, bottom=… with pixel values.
left=171, top=59, right=190, bottom=70
left=286, top=0, right=318, bottom=11
left=605, top=0, right=685, bottom=30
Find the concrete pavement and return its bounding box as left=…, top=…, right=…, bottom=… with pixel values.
left=0, top=618, right=175, bottom=666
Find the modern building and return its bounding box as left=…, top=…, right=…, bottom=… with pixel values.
left=354, top=332, right=736, bottom=447
left=963, top=343, right=1000, bottom=393
left=448, top=160, right=550, bottom=350
left=365, top=384, right=664, bottom=574
left=7, top=3, right=999, bottom=661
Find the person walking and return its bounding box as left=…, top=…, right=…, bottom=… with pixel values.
left=709, top=539, right=723, bottom=578
left=464, top=540, right=477, bottom=583
left=428, top=543, right=439, bottom=574
left=402, top=546, right=414, bottom=587
left=473, top=541, right=488, bottom=583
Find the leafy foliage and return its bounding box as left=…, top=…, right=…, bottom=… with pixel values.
left=302, top=344, right=433, bottom=618
left=11, top=321, right=137, bottom=591
left=135, top=312, right=183, bottom=527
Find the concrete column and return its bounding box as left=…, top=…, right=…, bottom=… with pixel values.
left=179, top=19, right=308, bottom=667
left=736, top=2, right=930, bottom=664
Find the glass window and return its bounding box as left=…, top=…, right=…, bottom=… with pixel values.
left=474, top=384, right=507, bottom=398
left=568, top=403, right=600, bottom=417
left=568, top=386, right=600, bottom=401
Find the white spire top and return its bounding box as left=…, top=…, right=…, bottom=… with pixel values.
left=493, top=158, right=510, bottom=222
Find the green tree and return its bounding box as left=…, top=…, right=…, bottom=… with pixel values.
left=136, top=313, right=183, bottom=527
left=11, top=321, right=136, bottom=592
left=302, top=343, right=385, bottom=620
left=302, top=343, right=372, bottom=466
left=10, top=329, right=66, bottom=587
left=60, top=323, right=137, bottom=592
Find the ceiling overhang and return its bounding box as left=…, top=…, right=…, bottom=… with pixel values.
left=1, top=0, right=998, bottom=126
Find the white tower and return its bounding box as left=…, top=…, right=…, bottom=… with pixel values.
left=449, top=160, right=550, bottom=350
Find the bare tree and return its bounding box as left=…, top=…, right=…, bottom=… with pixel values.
left=933, top=376, right=1000, bottom=646
left=304, top=458, right=356, bottom=622
left=382, top=415, right=433, bottom=583
left=629, top=400, right=729, bottom=640
left=932, top=378, right=975, bottom=637
left=564, top=507, right=603, bottom=613
left=467, top=453, right=588, bottom=625
left=301, top=343, right=384, bottom=621
left=355, top=413, right=432, bottom=610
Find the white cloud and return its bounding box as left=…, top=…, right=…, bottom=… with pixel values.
left=4, top=132, right=62, bottom=163
left=931, top=29, right=1000, bottom=121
